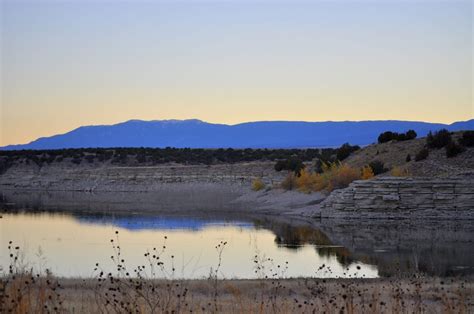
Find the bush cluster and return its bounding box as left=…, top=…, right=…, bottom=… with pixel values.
left=335, top=143, right=360, bottom=161
left=281, top=162, right=366, bottom=193
left=378, top=130, right=417, bottom=143
left=445, top=142, right=465, bottom=158
left=368, top=160, right=388, bottom=175
left=274, top=158, right=305, bottom=175
left=426, top=129, right=452, bottom=149
left=459, top=130, right=474, bottom=147
left=415, top=148, right=429, bottom=161
left=0, top=147, right=330, bottom=173
left=424, top=129, right=472, bottom=158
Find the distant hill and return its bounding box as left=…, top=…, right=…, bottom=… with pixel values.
left=2, top=119, right=473, bottom=150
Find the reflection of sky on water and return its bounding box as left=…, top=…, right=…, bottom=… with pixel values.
left=76, top=215, right=253, bottom=231
left=0, top=212, right=379, bottom=279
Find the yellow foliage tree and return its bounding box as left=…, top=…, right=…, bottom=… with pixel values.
left=328, top=163, right=361, bottom=191
left=296, top=168, right=318, bottom=193
left=297, top=161, right=361, bottom=193
left=361, top=165, right=375, bottom=180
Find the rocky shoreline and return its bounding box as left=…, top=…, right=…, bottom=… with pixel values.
left=318, top=176, right=474, bottom=219
left=1, top=162, right=473, bottom=219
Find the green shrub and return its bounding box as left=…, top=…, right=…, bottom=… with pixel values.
left=426, top=129, right=452, bottom=148
left=445, top=142, right=465, bottom=158
left=459, top=131, right=474, bottom=147
left=336, top=143, right=360, bottom=161
left=405, top=154, right=411, bottom=162
left=378, top=130, right=417, bottom=143
left=378, top=131, right=395, bottom=143
left=405, top=130, right=418, bottom=140
left=274, top=158, right=305, bottom=175
left=368, top=160, right=388, bottom=175
left=415, top=148, right=429, bottom=161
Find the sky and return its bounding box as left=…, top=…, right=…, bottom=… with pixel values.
left=1, top=0, right=473, bottom=146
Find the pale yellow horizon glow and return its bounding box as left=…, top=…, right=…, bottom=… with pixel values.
left=1, top=1, right=473, bottom=146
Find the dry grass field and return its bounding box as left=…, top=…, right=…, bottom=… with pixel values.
left=2, top=272, right=473, bottom=313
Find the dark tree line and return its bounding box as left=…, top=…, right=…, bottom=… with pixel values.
left=274, top=143, right=360, bottom=175
left=378, top=130, right=417, bottom=143
left=415, top=129, right=473, bottom=160
left=0, top=147, right=331, bottom=174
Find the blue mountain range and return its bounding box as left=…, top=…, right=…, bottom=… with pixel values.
left=3, top=119, right=473, bottom=150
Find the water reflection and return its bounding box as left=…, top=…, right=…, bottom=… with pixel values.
left=0, top=211, right=376, bottom=279
left=1, top=190, right=474, bottom=278
left=76, top=214, right=253, bottom=231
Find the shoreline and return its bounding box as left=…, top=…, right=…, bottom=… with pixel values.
left=2, top=181, right=474, bottom=220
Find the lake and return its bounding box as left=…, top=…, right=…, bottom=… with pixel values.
left=1, top=191, right=473, bottom=279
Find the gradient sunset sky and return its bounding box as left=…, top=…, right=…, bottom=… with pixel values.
left=1, top=0, right=472, bottom=146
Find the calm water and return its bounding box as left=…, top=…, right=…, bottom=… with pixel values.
left=0, top=212, right=377, bottom=279
left=1, top=191, right=473, bottom=279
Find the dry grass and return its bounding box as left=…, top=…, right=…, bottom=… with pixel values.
left=391, top=166, right=410, bottom=177
left=2, top=276, right=472, bottom=313
left=251, top=177, right=266, bottom=191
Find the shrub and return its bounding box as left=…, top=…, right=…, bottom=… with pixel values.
left=459, top=130, right=474, bottom=147
left=391, top=166, right=410, bottom=177
left=336, top=143, right=360, bottom=161
left=368, top=160, right=388, bottom=175
left=426, top=129, right=452, bottom=148
left=328, top=163, right=361, bottom=191
left=281, top=173, right=298, bottom=190
left=378, top=130, right=417, bottom=143
left=415, top=148, right=429, bottom=161
left=0, top=158, right=12, bottom=175
left=378, top=131, right=395, bottom=144
left=445, top=142, right=465, bottom=158
left=313, top=158, right=324, bottom=174
left=361, top=165, right=374, bottom=180
left=274, top=158, right=305, bottom=175
left=405, top=154, right=411, bottom=162
left=251, top=178, right=266, bottom=191
left=405, top=130, right=417, bottom=140
left=310, top=162, right=360, bottom=192
left=295, top=168, right=319, bottom=193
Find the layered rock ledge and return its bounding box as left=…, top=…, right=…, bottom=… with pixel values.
left=0, top=162, right=283, bottom=192
left=319, top=176, right=474, bottom=219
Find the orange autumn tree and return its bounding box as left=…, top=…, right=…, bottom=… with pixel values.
left=361, top=165, right=375, bottom=180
